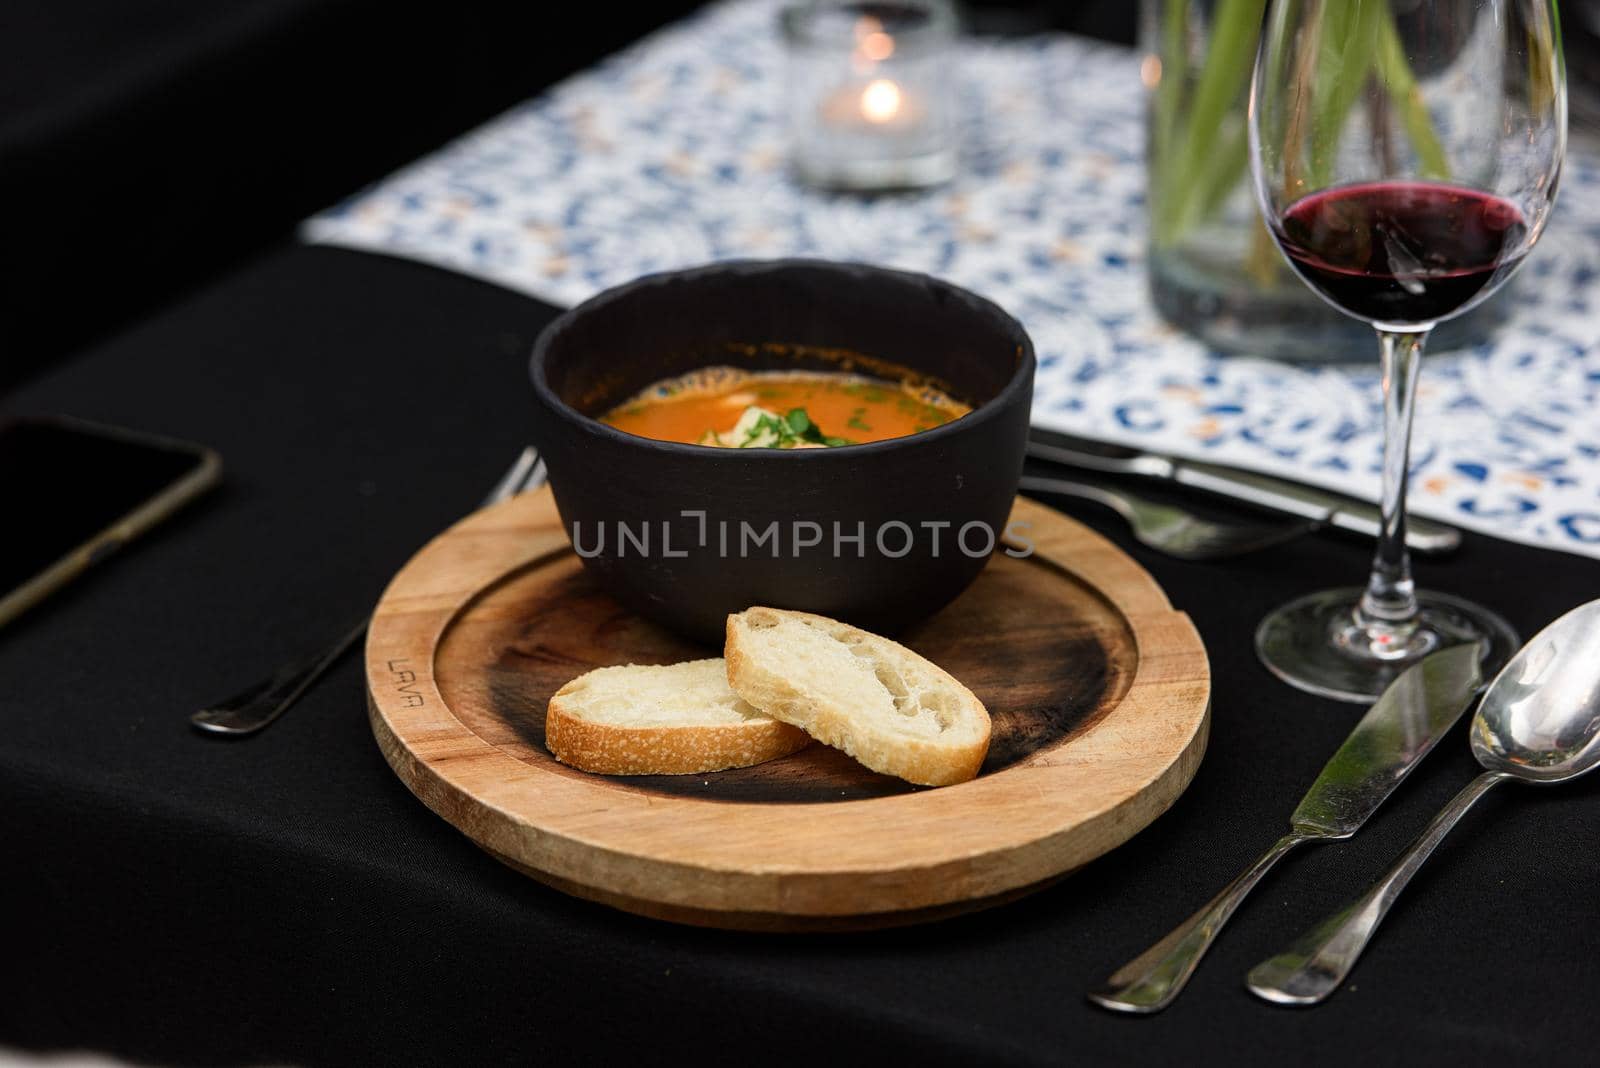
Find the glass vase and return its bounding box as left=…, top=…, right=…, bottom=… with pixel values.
left=1141, top=0, right=1505, bottom=361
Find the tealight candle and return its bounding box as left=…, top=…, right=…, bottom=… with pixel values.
left=782, top=0, right=958, bottom=191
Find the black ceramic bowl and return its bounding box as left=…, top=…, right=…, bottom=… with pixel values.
left=529, top=260, right=1035, bottom=645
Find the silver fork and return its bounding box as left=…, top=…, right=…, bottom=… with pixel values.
left=192, top=447, right=548, bottom=736
left=1018, top=475, right=1320, bottom=561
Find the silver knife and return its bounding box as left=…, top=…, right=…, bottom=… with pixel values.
left=1087, top=642, right=1483, bottom=1014
left=1027, top=434, right=1461, bottom=555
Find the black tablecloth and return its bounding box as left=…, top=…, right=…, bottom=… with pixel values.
left=0, top=0, right=705, bottom=383
left=3, top=245, right=1598, bottom=1066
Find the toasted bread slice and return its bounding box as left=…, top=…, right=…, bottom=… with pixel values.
left=545, top=659, right=810, bottom=775
left=725, top=608, right=990, bottom=786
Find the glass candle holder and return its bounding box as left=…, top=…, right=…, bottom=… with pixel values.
left=782, top=0, right=958, bottom=191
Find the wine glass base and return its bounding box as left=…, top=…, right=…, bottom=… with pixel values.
left=1255, top=587, right=1519, bottom=703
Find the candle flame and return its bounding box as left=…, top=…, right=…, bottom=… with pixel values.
left=852, top=15, right=894, bottom=66
left=860, top=78, right=902, bottom=123
left=860, top=30, right=895, bottom=61
left=1140, top=55, right=1162, bottom=90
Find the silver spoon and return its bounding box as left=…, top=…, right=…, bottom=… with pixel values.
left=1018, top=476, right=1321, bottom=560
left=1247, top=598, right=1600, bottom=1005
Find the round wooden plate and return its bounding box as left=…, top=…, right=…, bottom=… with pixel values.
left=366, top=488, right=1210, bottom=930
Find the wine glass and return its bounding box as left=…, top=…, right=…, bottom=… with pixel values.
left=1248, top=0, right=1566, bottom=701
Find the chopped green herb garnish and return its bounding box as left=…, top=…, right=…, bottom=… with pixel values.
left=724, top=405, right=851, bottom=449
left=783, top=407, right=842, bottom=446
left=741, top=413, right=786, bottom=446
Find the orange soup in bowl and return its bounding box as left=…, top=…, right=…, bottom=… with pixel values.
left=601, top=367, right=970, bottom=449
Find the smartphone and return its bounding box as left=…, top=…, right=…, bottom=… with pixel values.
left=0, top=416, right=221, bottom=628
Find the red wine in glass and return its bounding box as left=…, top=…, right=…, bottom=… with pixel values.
left=1273, top=181, right=1528, bottom=325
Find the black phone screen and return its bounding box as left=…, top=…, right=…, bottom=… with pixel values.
left=1, top=418, right=213, bottom=599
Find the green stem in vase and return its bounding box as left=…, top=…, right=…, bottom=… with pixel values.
left=1150, top=0, right=1189, bottom=203
left=1244, top=215, right=1285, bottom=287
left=1373, top=10, right=1451, bottom=179
left=1195, top=118, right=1251, bottom=223
left=1302, top=0, right=1452, bottom=189
left=1153, top=0, right=1266, bottom=247
left=1307, top=0, right=1384, bottom=188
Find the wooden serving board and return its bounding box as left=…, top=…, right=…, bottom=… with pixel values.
left=366, top=488, right=1210, bottom=930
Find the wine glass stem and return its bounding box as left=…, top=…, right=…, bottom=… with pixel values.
left=1358, top=326, right=1429, bottom=640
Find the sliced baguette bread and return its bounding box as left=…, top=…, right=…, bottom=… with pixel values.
left=545, top=658, right=810, bottom=775
left=725, top=608, right=991, bottom=786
